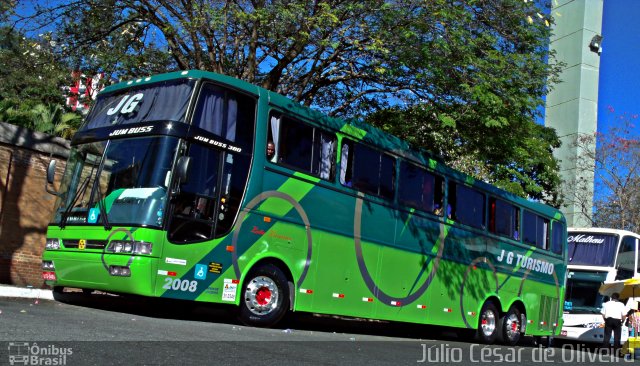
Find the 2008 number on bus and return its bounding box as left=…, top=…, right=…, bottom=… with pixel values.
left=163, top=278, right=197, bottom=292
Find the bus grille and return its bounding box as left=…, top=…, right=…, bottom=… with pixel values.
left=539, top=295, right=559, bottom=330
left=62, top=239, right=107, bottom=250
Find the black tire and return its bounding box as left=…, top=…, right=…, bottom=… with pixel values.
left=238, top=263, right=290, bottom=327
left=476, top=301, right=500, bottom=344
left=52, top=286, right=72, bottom=303
left=498, top=306, right=523, bottom=346
left=52, top=286, right=64, bottom=301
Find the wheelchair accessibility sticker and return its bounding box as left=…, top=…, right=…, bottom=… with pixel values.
left=88, top=208, right=100, bottom=224
left=194, top=264, right=207, bottom=280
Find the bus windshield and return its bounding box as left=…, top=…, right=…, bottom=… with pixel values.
left=567, top=232, right=619, bottom=267
left=52, top=136, right=179, bottom=227
left=80, top=79, right=195, bottom=130
left=564, top=276, right=605, bottom=314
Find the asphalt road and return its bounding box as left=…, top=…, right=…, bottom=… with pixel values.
left=0, top=293, right=629, bottom=365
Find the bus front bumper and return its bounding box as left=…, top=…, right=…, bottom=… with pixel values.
left=558, top=325, right=630, bottom=344
left=42, top=250, right=157, bottom=297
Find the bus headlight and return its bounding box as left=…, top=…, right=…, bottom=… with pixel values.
left=106, top=241, right=152, bottom=255
left=109, top=265, right=131, bottom=277
left=45, top=238, right=61, bottom=250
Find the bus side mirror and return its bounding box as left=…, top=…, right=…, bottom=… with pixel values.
left=176, top=156, right=191, bottom=184
left=47, top=160, right=56, bottom=184
left=45, top=160, right=62, bottom=196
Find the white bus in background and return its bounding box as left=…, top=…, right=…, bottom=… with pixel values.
left=559, top=228, right=640, bottom=343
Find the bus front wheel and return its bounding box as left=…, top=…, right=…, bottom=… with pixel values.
left=238, top=263, right=290, bottom=327
left=476, top=301, right=499, bottom=344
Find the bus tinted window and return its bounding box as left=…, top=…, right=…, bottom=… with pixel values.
left=522, top=210, right=549, bottom=249
left=339, top=140, right=354, bottom=187
left=398, top=162, right=444, bottom=215
left=169, top=144, right=219, bottom=243
left=489, top=198, right=520, bottom=240
left=379, top=153, right=395, bottom=198
left=280, top=118, right=314, bottom=172
left=616, top=236, right=637, bottom=280
left=193, top=83, right=256, bottom=151
left=551, top=221, right=565, bottom=255
left=314, top=131, right=336, bottom=180
left=341, top=140, right=395, bottom=199
left=449, top=183, right=485, bottom=229
left=271, top=115, right=336, bottom=180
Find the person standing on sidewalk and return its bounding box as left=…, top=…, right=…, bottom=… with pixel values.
left=602, top=292, right=628, bottom=355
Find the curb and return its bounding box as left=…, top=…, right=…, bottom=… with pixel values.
left=0, top=285, right=54, bottom=300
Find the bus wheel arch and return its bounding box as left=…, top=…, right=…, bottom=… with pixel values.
left=498, top=301, right=526, bottom=346
left=238, top=259, right=293, bottom=327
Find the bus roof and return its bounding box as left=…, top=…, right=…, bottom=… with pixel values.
left=569, top=227, right=640, bottom=237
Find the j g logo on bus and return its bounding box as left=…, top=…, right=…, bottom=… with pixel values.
left=106, top=93, right=144, bottom=115
left=496, top=249, right=554, bottom=275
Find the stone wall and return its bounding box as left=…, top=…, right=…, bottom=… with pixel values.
left=0, top=122, right=69, bottom=287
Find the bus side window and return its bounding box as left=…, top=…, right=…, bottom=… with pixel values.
left=523, top=210, right=549, bottom=249
left=267, top=113, right=280, bottom=163
left=340, top=140, right=353, bottom=187
left=316, top=132, right=336, bottom=180
left=194, top=83, right=256, bottom=151
left=347, top=142, right=395, bottom=199
left=449, top=182, right=485, bottom=229
left=551, top=221, right=565, bottom=255
left=489, top=198, right=520, bottom=240
left=275, top=116, right=336, bottom=181
left=616, top=235, right=636, bottom=280
left=398, top=161, right=444, bottom=215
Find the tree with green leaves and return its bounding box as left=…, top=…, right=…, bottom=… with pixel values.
left=17, top=0, right=563, bottom=203
left=0, top=6, right=83, bottom=136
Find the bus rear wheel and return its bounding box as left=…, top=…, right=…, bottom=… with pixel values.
left=476, top=301, right=499, bottom=344
left=498, top=306, right=523, bottom=346
left=238, top=264, right=290, bottom=327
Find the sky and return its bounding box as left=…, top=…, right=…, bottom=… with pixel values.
left=598, top=0, right=640, bottom=135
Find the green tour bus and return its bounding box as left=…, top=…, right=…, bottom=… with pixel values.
left=42, top=70, right=567, bottom=345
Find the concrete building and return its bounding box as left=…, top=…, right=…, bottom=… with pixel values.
left=545, top=0, right=603, bottom=227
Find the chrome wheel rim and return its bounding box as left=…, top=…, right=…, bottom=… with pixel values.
left=244, top=276, right=279, bottom=316
left=505, top=313, right=520, bottom=341
left=481, top=308, right=497, bottom=337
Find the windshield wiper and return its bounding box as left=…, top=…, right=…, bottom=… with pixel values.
left=96, top=192, right=112, bottom=230
left=59, top=176, right=91, bottom=229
